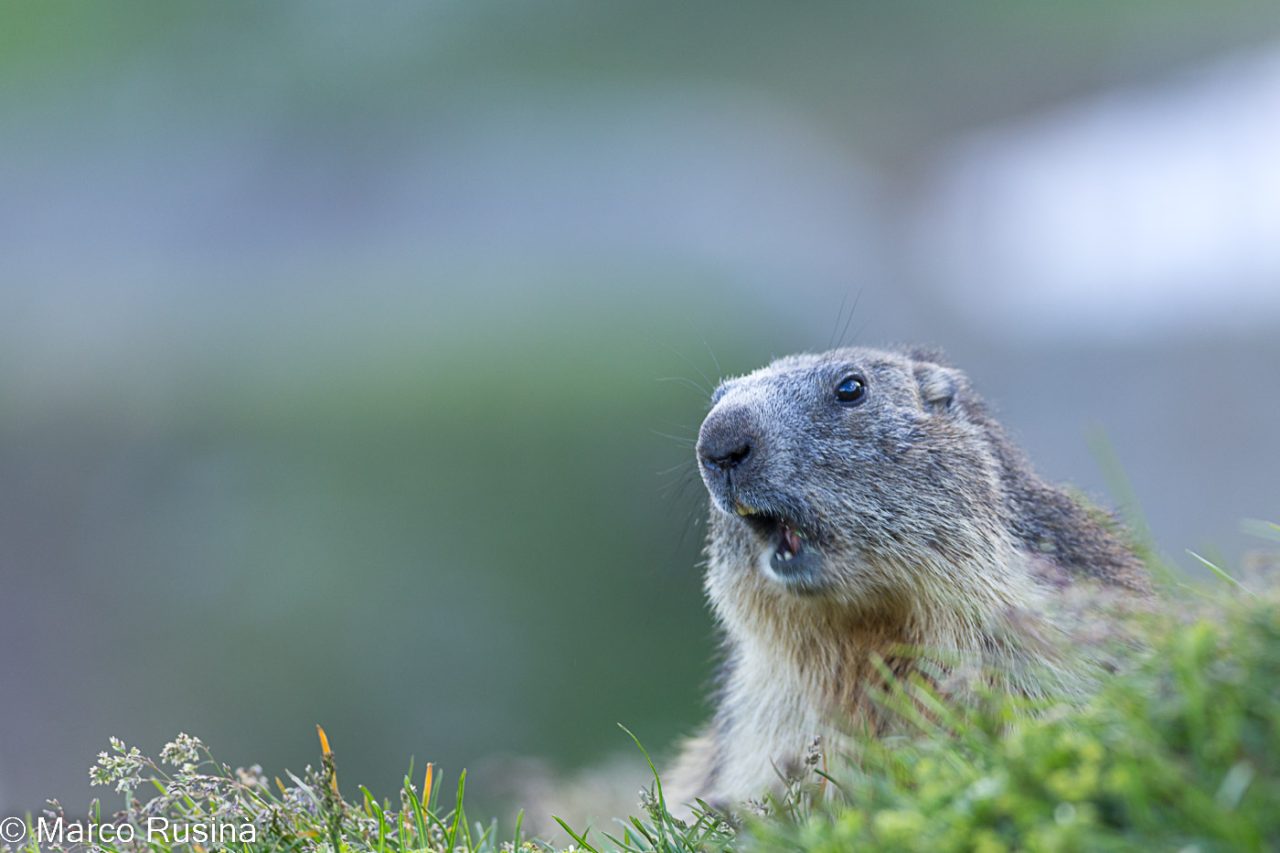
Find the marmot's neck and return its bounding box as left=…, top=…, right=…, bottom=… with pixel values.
left=731, top=590, right=997, bottom=679
left=731, top=592, right=1065, bottom=716
left=714, top=547, right=1059, bottom=699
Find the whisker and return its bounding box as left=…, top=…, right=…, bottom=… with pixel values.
left=673, top=508, right=706, bottom=559
left=650, top=428, right=697, bottom=446
left=675, top=482, right=708, bottom=545
left=837, top=287, right=862, bottom=349
left=654, top=417, right=699, bottom=431
left=657, top=459, right=697, bottom=478
left=660, top=467, right=702, bottom=500
left=656, top=376, right=713, bottom=398
left=702, top=338, right=723, bottom=381
left=849, top=313, right=871, bottom=346
left=668, top=345, right=716, bottom=395
left=828, top=290, right=850, bottom=350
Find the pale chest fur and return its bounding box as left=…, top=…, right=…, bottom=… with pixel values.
left=687, top=549, right=1061, bottom=807
left=710, top=636, right=854, bottom=804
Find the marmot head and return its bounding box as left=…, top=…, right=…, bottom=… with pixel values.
left=697, top=346, right=1017, bottom=612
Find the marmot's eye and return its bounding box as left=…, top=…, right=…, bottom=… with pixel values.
left=835, top=374, right=867, bottom=406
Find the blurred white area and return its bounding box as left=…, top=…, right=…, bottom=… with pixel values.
left=916, top=41, right=1280, bottom=341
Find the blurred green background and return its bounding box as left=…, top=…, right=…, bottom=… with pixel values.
left=2, top=1, right=1279, bottom=819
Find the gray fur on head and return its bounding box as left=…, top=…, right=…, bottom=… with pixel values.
left=697, top=346, right=1146, bottom=609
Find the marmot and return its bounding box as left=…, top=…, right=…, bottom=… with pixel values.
left=668, top=346, right=1150, bottom=810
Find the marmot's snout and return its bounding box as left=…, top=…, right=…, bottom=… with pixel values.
left=697, top=399, right=822, bottom=583
left=697, top=402, right=774, bottom=520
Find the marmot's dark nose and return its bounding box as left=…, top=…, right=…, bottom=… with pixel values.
left=698, top=408, right=758, bottom=474
left=702, top=440, right=751, bottom=472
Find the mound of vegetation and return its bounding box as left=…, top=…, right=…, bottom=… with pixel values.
left=12, top=568, right=1279, bottom=852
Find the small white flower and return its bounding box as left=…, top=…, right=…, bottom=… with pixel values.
left=160, top=732, right=204, bottom=767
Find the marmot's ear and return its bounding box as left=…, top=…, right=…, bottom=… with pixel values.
left=913, top=361, right=962, bottom=413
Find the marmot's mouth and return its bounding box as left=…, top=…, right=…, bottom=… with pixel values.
left=738, top=509, right=814, bottom=577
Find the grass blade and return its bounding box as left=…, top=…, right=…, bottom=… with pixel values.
left=1187, top=550, right=1257, bottom=597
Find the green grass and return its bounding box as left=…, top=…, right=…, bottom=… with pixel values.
left=13, top=554, right=1280, bottom=852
